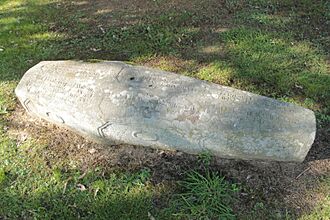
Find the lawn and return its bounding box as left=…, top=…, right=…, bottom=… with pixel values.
left=0, top=0, right=329, bottom=219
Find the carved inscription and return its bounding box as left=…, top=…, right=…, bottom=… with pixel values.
left=15, top=61, right=316, bottom=162
left=26, top=74, right=95, bottom=104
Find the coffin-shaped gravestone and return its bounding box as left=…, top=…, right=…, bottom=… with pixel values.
left=15, top=61, right=316, bottom=162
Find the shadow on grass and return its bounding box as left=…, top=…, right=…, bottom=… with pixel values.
left=1, top=0, right=329, bottom=108
left=0, top=167, right=156, bottom=219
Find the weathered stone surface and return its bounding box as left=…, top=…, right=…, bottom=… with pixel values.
left=15, top=61, right=316, bottom=162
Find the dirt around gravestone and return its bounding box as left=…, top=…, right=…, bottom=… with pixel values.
left=15, top=60, right=315, bottom=162
left=8, top=102, right=329, bottom=217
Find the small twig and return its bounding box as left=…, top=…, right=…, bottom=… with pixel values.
left=296, top=167, right=311, bottom=179
left=78, top=171, right=87, bottom=179
left=94, top=188, right=99, bottom=199
left=63, top=177, right=72, bottom=194
left=148, top=212, right=155, bottom=220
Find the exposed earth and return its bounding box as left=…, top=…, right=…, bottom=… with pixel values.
left=8, top=95, right=330, bottom=218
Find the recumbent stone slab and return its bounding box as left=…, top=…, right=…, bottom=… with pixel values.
left=15, top=61, right=316, bottom=162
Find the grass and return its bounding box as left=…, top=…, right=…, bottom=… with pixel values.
left=0, top=0, right=329, bottom=219
left=221, top=28, right=329, bottom=102
left=299, top=178, right=330, bottom=220
left=169, top=170, right=238, bottom=219
left=157, top=153, right=238, bottom=219
left=0, top=128, right=156, bottom=219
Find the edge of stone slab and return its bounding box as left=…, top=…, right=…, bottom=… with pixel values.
left=15, top=60, right=317, bottom=163
left=17, top=60, right=317, bottom=113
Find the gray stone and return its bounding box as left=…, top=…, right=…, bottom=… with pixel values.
left=15, top=61, right=316, bottom=162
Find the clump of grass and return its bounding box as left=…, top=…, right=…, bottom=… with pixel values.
left=196, top=61, right=234, bottom=86
left=197, top=151, right=213, bottom=168
left=0, top=168, right=6, bottom=185
left=170, top=170, right=238, bottom=219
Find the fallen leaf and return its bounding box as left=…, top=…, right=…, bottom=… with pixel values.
left=77, top=183, right=87, bottom=191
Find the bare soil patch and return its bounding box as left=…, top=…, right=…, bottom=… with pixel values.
left=8, top=103, right=330, bottom=217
